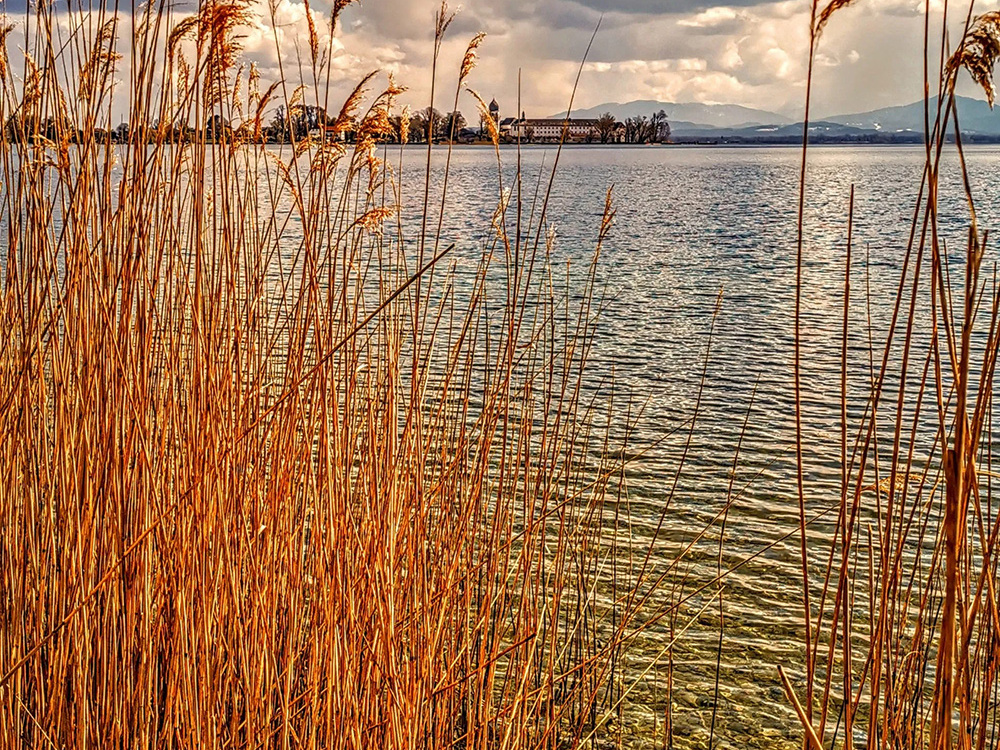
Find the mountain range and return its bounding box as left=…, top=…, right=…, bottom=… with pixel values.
left=560, top=100, right=794, bottom=129
left=555, top=96, right=1000, bottom=138
left=824, top=97, right=998, bottom=134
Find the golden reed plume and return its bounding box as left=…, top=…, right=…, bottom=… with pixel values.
left=946, top=11, right=1000, bottom=106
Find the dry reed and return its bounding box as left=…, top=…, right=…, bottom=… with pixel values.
left=787, top=2, right=1000, bottom=749
left=0, top=1, right=711, bottom=748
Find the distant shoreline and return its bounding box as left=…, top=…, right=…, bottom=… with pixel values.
left=392, top=138, right=1000, bottom=148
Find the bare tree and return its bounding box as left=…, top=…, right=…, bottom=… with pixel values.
left=650, top=109, right=670, bottom=143
left=444, top=110, right=466, bottom=140
left=624, top=115, right=651, bottom=143
left=415, top=107, right=446, bottom=141
left=596, top=112, right=617, bottom=143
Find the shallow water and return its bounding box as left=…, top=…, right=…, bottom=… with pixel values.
left=390, top=143, right=1000, bottom=748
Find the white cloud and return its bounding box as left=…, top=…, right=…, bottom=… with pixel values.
left=678, top=7, right=744, bottom=29
left=2, top=0, right=992, bottom=125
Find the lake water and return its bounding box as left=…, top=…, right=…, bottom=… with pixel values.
left=389, top=143, right=1000, bottom=748
left=9, top=141, right=988, bottom=747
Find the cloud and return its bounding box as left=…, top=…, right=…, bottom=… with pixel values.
left=0, top=0, right=993, bottom=125
left=678, top=7, right=748, bottom=34
left=562, top=0, right=785, bottom=13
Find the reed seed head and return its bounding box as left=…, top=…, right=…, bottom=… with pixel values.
left=459, top=32, right=486, bottom=84
left=946, top=12, right=1000, bottom=107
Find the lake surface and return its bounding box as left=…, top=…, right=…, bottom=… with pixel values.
left=389, top=144, right=1000, bottom=748
left=11, top=141, right=987, bottom=747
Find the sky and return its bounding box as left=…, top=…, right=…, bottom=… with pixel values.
left=0, top=0, right=995, bottom=121
left=296, top=0, right=995, bottom=120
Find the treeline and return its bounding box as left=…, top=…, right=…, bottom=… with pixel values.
left=386, top=108, right=468, bottom=143
left=4, top=105, right=678, bottom=146
left=592, top=110, right=671, bottom=144
left=2, top=105, right=472, bottom=145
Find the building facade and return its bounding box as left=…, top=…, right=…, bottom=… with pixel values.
left=484, top=99, right=601, bottom=142
left=508, top=118, right=601, bottom=142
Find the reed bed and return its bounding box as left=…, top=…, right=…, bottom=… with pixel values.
left=6, top=0, right=1000, bottom=747
left=784, top=2, right=1000, bottom=749
left=0, top=1, right=699, bottom=747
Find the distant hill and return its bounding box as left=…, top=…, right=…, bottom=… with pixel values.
left=555, top=100, right=793, bottom=129
left=824, top=96, right=1000, bottom=135
left=665, top=96, right=1000, bottom=143
left=667, top=120, right=903, bottom=144
left=676, top=121, right=871, bottom=139
left=552, top=96, right=1000, bottom=143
